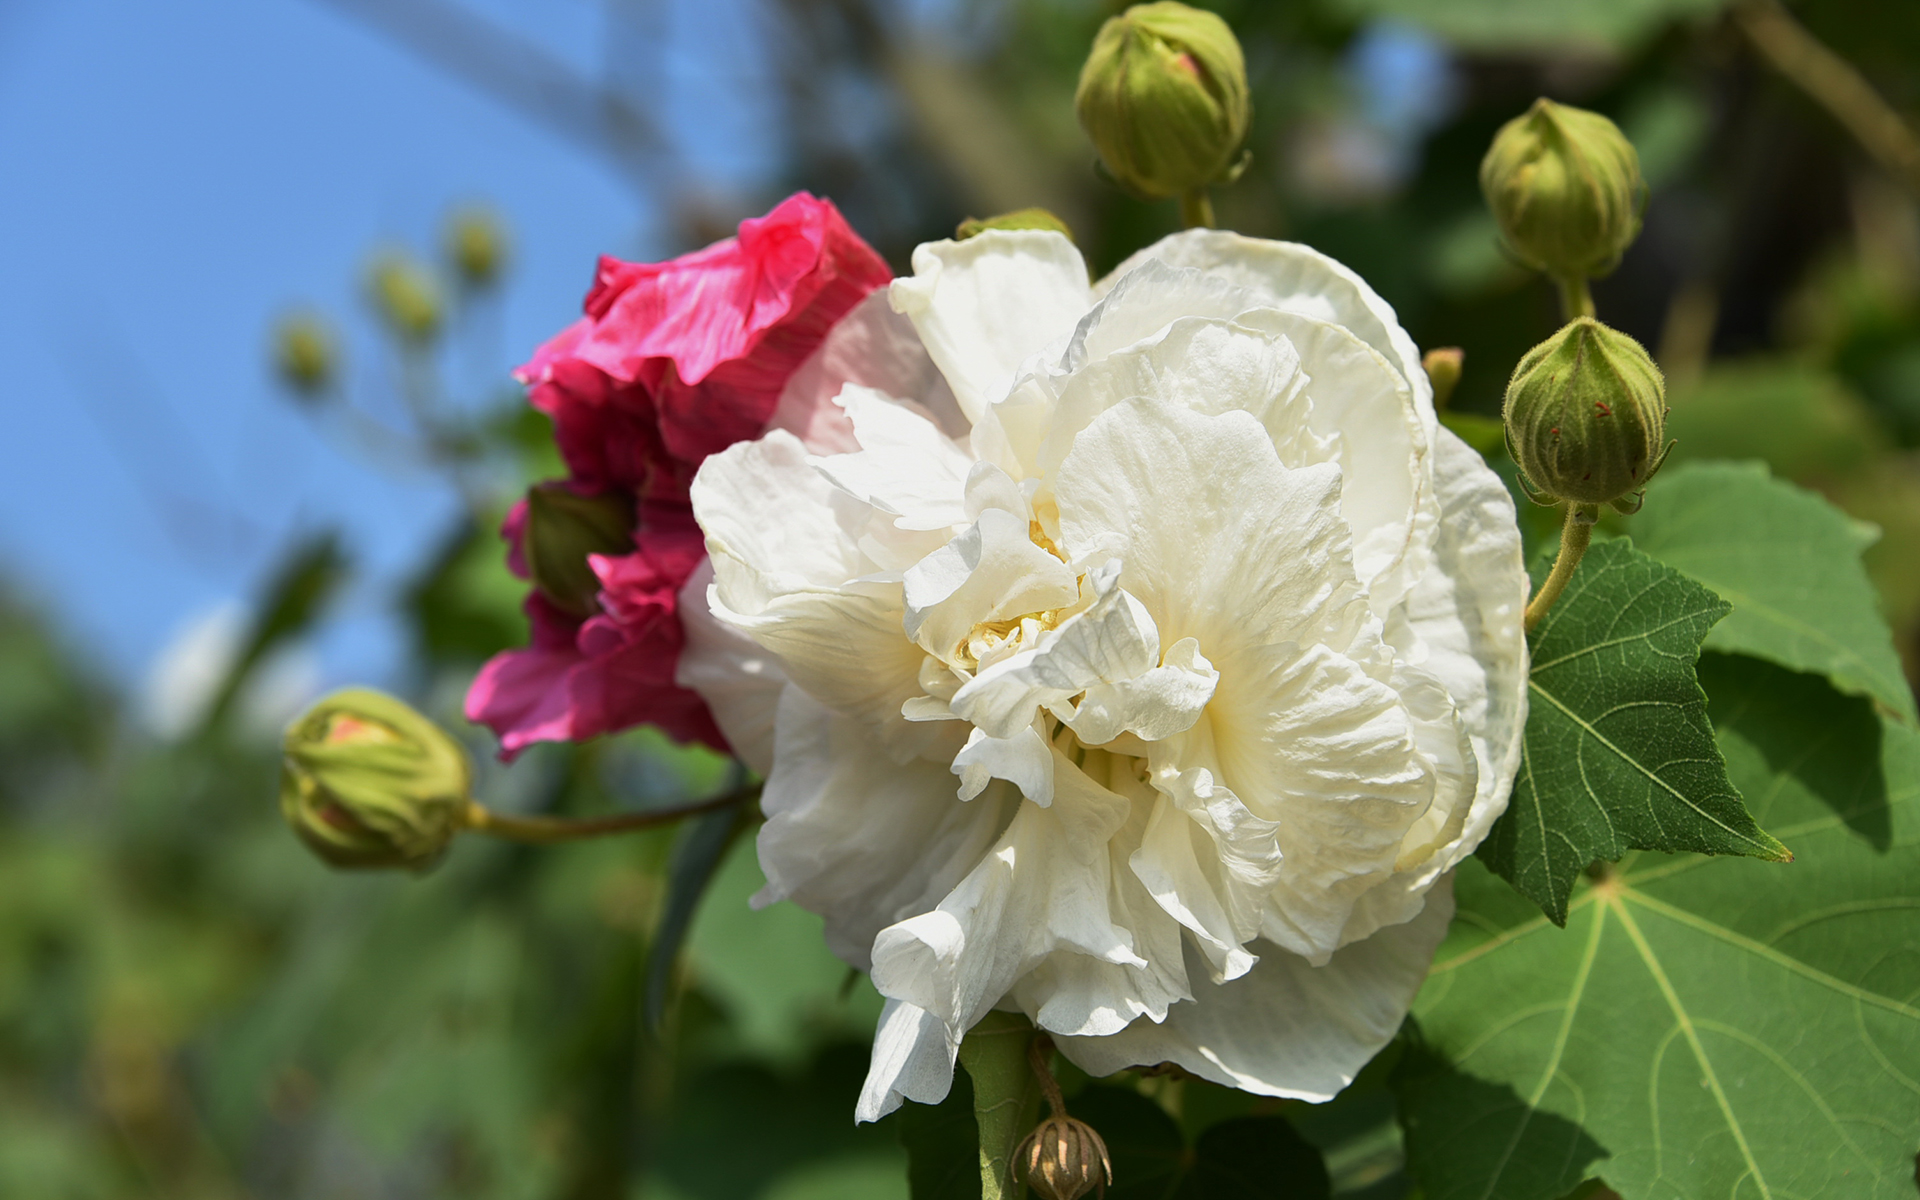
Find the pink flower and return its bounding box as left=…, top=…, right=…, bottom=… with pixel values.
left=467, top=193, right=892, bottom=759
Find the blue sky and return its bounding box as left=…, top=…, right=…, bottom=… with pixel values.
left=0, top=0, right=779, bottom=705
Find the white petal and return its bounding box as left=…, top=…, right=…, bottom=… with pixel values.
left=1131, top=765, right=1283, bottom=983
left=694, top=430, right=868, bottom=605
left=1030, top=313, right=1322, bottom=488
left=869, top=749, right=1139, bottom=1054
left=1069, top=637, right=1218, bottom=746
left=857, top=998, right=957, bottom=1122
left=889, top=231, right=1093, bottom=425
left=1053, top=397, right=1370, bottom=661
left=1233, top=308, right=1434, bottom=612
left=1213, top=640, right=1438, bottom=963
left=902, top=507, right=1078, bottom=662
left=755, top=685, right=1016, bottom=968
left=952, top=721, right=1055, bottom=806
left=673, top=559, right=786, bottom=775
left=1096, top=230, right=1433, bottom=442
left=769, top=289, right=969, bottom=454
left=810, top=385, right=975, bottom=532
left=1387, top=427, right=1530, bottom=864
left=1054, top=875, right=1455, bottom=1100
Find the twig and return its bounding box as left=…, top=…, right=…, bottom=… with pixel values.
left=1733, top=0, right=1920, bottom=198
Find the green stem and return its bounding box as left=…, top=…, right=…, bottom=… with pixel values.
left=1525, top=503, right=1600, bottom=632
left=463, top=784, right=757, bottom=844
left=1553, top=273, right=1596, bottom=321
left=959, top=1012, right=1043, bottom=1200
left=1179, top=188, right=1215, bottom=230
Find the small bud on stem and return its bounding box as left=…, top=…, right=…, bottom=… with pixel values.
left=1077, top=2, right=1250, bottom=225
left=1013, top=1036, right=1112, bottom=1200
left=1423, top=347, right=1464, bottom=411
left=1503, top=318, right=1674, bottom=630
left=1481, top=99, right=1645, bottom=321
left=281, top=689, right=759, bottom=871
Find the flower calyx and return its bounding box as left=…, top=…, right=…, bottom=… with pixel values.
left=957, top=208, right=1075, bottom=242
left=1075, top=1, right=1250, bottom=202
left=281, top=689, right=475, bottom=871
left=522, top=483, right=635, bottom=618
left=1503, top=317, right=1672, bottom=512
left=1480, top=98, right=1645, bottom=283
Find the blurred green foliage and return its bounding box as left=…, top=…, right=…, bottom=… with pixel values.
left=8, top=0, right=1920, bottom=1195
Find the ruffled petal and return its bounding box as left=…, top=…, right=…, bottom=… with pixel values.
left=889, top=231, right=1093, bottom=425
left=756, top=686, right=1016, bottom=968
left=1054, top=874, right=1455, bottom=1100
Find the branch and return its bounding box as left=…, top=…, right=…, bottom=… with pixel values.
left=307, top=0, right=670, bottom=197
left=1733, top=0, right=1920, bottom=198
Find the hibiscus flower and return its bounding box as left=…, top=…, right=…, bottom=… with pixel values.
left=466, top=193, right=893, bottom=760
left=683, top=228, right=1530, bottom=1118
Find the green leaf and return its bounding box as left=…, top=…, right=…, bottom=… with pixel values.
left=645, top=805, right=750, bottom=1030
left=1068, top=1086, right=1330, bottom=1200
left=1633, top=460, right=1918, bottom=722
left=1328, top=0, right=1726, bottom=51
left=1479, top=538, right=1789, bottom=923
left=900, top=1068, right=981, bottom=1200
left=1402, top=654, right=1920, bottom=1199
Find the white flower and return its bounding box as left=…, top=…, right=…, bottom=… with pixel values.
left=680, top=229, right=1529, bottom=1121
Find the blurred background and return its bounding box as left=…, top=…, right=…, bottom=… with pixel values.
left=4, top=0, right=1918, bottom=1196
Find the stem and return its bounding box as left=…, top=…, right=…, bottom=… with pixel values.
left=462, top=783, right=757, bottom=844
left=958, top=1012, right=1043, bottom=1200
left=1553, top=273, right=1596, bottom=321
left=1029, top=1034, right=1067, bottom=1118
left=1179, top=188, right=1215, bottom=230
left=1734, top=0, right=1920, bottom=198
left=1525, top=504, right=1599, bottom=632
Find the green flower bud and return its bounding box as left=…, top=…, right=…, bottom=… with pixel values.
left=1503, top=317, right=1672, bottom=512
left=366, top=252, right=442, bottom=345
left=273, top=312, right=337, bottom=400
left=1075, top=1, right=1250, bottom=201
left=523, top=483, right=635, bottom=618
left=1014, top=1115, right=1112, bottom=1200
left=445, top=207, right=508, bottom=291
left=1480, top=98, right=1646, bottom=280
left=281, top=689, right=473, bottom=871
left=956, top=208, right=1075, bottom=242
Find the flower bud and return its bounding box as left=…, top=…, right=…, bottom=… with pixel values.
left=366, top=252, right=442, bottom=345
left=273, top=313, right=337, bottom=400
left=523, top=483, right=635, bottom=618
left=1075, top=2, right=1250, bottom=201
left=1014, top=1115, right=1112, bottom=1200
left=445, top=207, right=508, bottom=291
left=281, top=689, right=473, bottom=871
left=1422, top=346, right=1464, bottom=411
left=1503, top=317, right=1672, bottom=511
left=957, top=208, right=1075, bottom=242
left=1480, top=98, right=1645, bottom=280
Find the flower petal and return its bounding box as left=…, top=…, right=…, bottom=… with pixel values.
left=674, top=559, right=787, bottom=775
left=768, top=289, right=969, bottom=455
left=889, top=231, right=1093, bottom=424
left=1053, top=874, right=1455, bottom=1100
left=756, top=685, right=1016, bottom=967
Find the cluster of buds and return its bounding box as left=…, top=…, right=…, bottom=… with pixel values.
left=1076, top=2, right=1250, bottom=212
